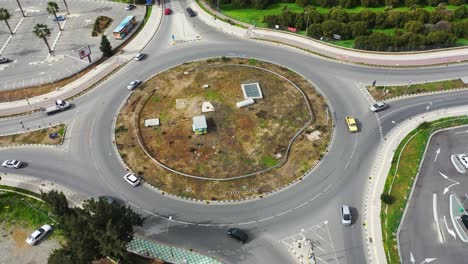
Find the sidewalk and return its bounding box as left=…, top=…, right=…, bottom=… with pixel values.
left=128, top=235, right=223, bottom=264
left=365, top=106, right=468, bottom=264
left=0, top=5, right=163, bottom=117
left=194, top=0, right=468, bottom=66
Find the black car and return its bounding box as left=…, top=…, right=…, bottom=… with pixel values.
left=0, top=58, right=11, bottom=64
left=461, top=215, right=468, bottom=230
left=126, top=4, right=136, bottom=10
left=227, top=228, right=248, bottom=243
left=186, top=7, right=196, bottom=17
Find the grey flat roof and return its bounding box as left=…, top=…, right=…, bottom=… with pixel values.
left=193, top=115, right=207, bottom=129
left=241, top=82, right=263, bottom=99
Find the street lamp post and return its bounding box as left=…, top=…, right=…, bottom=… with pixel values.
left=305, top=11, right=310, bottom=34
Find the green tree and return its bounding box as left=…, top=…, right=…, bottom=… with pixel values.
left=359, top=10, right=376, bottom=28
left=307, top=23, right=322, bottom=38
left=404, top=20, right=424, bottom=33
left=48, top=248, right=74, bottom=264
left=339, top=0, right=359, bottom=8
left=33, top=24, right=52, bottom=54
left=100, top=34, right=113, bottom=57
left=47, top=2, right=62, bottom=31
left=0, top=8, right=13, bottom=35
left=327, top=7, right=349, bottom=23
left=251, top=0, right=270, bottom=9
left=410, top=8, right=429, bottom=23
left=426, top=31, right=457, bottom=48
left=41, top=190, right=70, bottom=218
left=453, top=5, right=466, bottom=20
left=448, top=0, right=464, bottom=5
left=321, top=19, right=341, bottom=37
left=351, top=21, right=368, bottom=38
left=366, top=32, right=394, bottom=51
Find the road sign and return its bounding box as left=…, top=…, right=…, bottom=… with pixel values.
left=77, top=45, right=91, bottom=59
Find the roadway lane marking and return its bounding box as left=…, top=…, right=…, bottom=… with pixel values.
left=440, top=171, right=459, bottom=195
left=379, top=101, right=433, bottom=120
left=344, top=132, right=358, bottom=170
left=258, top=216, right=274, bottom=222
left=432, top=193, right=444, bottom=243
left=443, top=215, right=456, bottom=240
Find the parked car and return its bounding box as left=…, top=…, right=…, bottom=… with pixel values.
left=26, top=224, right=52, bottom=245
left=370, top=101, right=388, bottom=112
left=462, top=215, right=468, bottom=230
left=127, top=80, right=141, bottom=90
left=227, top=228, right=248, bottom=243
left=164, top=8, right=171, bottom=15
left=125, top=4, right=136, bottom=10
left=186, top=7, right=196, bottom=17
left=134, top=53, right=145, bottom=61
left=2, top=159, right=23, bottom=169
left=52, top=15, right=65, bottom=21
left=0, top=57, right=11, bottom=64
left=124, top=173, right=141, bottom=186
left=341, top=205, right=352, bottom=225
left=345, top=116, right=358, bottom=132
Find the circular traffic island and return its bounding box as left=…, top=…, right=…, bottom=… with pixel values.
left=115, top=58, right=332, bottom=201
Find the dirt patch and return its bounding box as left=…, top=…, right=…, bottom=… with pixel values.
left=92, top=16, right=113, bottom=37
left=0, top=124, right=65, bottom=146
left=115, top=58, right=331, bottom=200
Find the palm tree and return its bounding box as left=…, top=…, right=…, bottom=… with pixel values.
left=46, top=2, right=61, bottom=31
left=16, top=0, right=25, bottom=17
left=33, top=24, right=52, bottom=54
left=0, top=8, right=13, bottom=35
left=62, top=0, right=70, bottom=14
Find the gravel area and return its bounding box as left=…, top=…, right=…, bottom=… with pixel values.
left=0, top=223, right=60, bottom=264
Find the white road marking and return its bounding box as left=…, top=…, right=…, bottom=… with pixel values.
left=344, top=132, right=358, bottom=169
left=410, top=251, right=415, bottom=263
left=443, top=215, right=456, bottom=239
left=379, top=101, right=433, bottom=119
left=432, top=193, right=444, bottom=243
left=434, top=148, right=440, bottom=162
left=440, top=171, right=459, bottom=194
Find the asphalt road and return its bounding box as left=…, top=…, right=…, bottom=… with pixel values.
left=399, top=126, right=468, bottom=264
left=1, top=1, right=468, bottom=263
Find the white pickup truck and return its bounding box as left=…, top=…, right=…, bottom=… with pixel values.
left=43, top=100, right=70, bottom=114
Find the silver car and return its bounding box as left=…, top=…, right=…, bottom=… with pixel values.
left=2, top=159, right=23, bottom=169
left=370, top=101, right=388, bottom=112
left=26, top=224, right=52, bottom=245
left=127, top=80, right=141, bottom=90
left=341, top=205, right=352, bottom=225
left=134, top=53, right=145, bottom=61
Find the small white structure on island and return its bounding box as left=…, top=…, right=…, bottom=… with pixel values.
left=236, top=98, right=255, bottom=108
left=192, top=115, right=207, bottom=135
left=241, top=82, right=263, bottom=100
left=202, top=102, right=215, bottom=112
left=144, top=118, right=160, bottom=127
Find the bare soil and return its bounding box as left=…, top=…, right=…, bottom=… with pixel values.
left=0, top=223, right=60, bottom=264
left=0, top=124, right=65, bottom=146
left=115, top=58, right=331, bottom=200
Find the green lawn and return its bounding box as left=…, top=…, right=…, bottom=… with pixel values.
left=381, top=117, right=468, bottom=264
left=457, top=38, right=468, bottom=45
left=0, top=189, right=56, bottom=228
left=369, top=79, right=465, bottom=100
left=329, top=39, right=355, bottom=48
left=221, top=3, right=304, bottom=25
left=372, top=28, right=396, bottom=35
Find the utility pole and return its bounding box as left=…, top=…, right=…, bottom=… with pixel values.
left=305, top=11, right=310, bottom=34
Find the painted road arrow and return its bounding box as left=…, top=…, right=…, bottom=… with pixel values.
left=410, top=251, right=415, bottom=263
left=434, top=147, right=440, bottom=162
left=440, top=172, right=459, bottom=195
left=444, top=215, right=456, bottom=239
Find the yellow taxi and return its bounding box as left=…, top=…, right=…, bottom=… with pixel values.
left=345, top=116, right=358, bottom=132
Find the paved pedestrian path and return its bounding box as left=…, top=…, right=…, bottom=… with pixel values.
left=128, top=235, right=223, bottom=264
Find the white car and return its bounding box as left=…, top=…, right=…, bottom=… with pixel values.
left=134, top=53, right=145, bottom=61
left=2, top=159, right=23, bottom=169
left=127, top=80, right=141, bottom=90
left=341, top=205, right=352, bottom=225
left=26, top=224, right=52, bottom=245
left=370, top=101, right=388, bottom=112
left=124, top=173, right=141, bottom=186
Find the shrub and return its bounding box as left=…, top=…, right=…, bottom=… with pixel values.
left=381, top=193, right=395, bottom=205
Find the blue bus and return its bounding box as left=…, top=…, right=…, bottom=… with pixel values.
left=113, top=15, right=137, bottom=40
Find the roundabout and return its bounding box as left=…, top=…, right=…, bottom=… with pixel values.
left=1, top=1, right=468, bottom=263
left=115, top=58, right=331, bottom=200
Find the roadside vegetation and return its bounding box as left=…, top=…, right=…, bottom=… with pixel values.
left=204, top=0, right=468, bottom=51
left=381, top=116, right=468, bottom=263
left=0, top=124, right=65, bottom=146
left=92, top=16, right=113, bottom=37
left=367, top=78, right=466, bottom=100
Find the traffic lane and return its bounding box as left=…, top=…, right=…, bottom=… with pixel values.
left=377, top=90, right=468, bottom=135
left=0, top=147, right=101, bottom=198
left=399, top=126, right=468, bottom=264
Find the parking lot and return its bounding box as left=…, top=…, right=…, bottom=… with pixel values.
left=0, top=0, right=145, bottom=90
